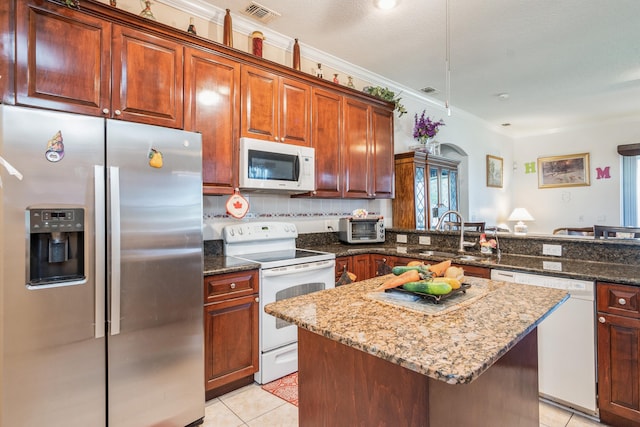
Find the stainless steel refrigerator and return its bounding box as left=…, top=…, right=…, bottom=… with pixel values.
left=0, top=105, right=204, bottom=427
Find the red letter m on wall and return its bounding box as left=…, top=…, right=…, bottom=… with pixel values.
left=596, top=167, right=610, bottom=179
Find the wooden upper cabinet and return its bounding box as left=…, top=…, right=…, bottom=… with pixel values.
left=111, top=25, right=184, bottom=128
left=241, top=65, right=310, bottom=146
left=241, top=65, right=278, bottom=140
left=184, top=46, right=240, bottom=195
left=279, top=77, right=311, bottom=145
left=15, top=0, right=183, bottom=128
left=370, top=107, right=394, bottom=198
left=311, top=88, right=342, bottom=197
left=342, top=98, right=394, bottom=199
left=15, top=0, right=111, bottom=116
left=342, top=97, right=370, bottom=198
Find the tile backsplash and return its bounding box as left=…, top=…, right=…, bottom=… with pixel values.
left=203, top=194, right=390, bottom=240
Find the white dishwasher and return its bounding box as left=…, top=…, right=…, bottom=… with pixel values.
left=491, top=270, right=598, bottom=417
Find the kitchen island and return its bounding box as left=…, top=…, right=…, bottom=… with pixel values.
left=265, top=275, right=568, bottom=426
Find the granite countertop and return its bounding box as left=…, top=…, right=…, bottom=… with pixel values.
left=265, top=275, right=568, bottom=385
left=307, top=243, right=640, bottom=286
left=202, top=241, right=640, bottom=285
left=203, top=256, right=260, bottom=276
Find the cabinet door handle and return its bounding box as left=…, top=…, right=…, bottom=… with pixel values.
left=102, top=108, right=110, bottom=115
left=618, top=298, right=627, bottom=305
left=114, top=109, right=122, bottom=116
left=255, top=297, right=259, bottom=303
left=598, top=316, right=606, bottom=323
left=230, top=283, right=236, bottom=289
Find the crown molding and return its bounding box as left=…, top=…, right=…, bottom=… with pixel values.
left=155, top=0, right=505, bottom=137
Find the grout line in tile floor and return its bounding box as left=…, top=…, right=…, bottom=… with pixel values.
left=204, top=382, right=609, bottom=427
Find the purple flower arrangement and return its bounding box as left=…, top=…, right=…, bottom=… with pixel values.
left=413, top=111, right=445, bottom=144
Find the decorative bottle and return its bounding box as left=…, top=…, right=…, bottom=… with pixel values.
left=293, top=39, right=301, bottom=70
left=223, top=9, right=233, bottom=47
left=251, top=31, right=264, bottom=57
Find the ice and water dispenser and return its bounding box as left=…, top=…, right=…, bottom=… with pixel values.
left=26, top=207, right=85, bottom=287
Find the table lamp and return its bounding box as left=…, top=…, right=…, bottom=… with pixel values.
left=508, top=208, right=534, bottom=235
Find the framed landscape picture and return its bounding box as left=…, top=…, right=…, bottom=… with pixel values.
left=538, top=153, right=590, bottom=188
left=486, top=155, right=503, bottom=188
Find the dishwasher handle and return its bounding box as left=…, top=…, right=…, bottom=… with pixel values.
left=490, top=270, right=516, bottom=282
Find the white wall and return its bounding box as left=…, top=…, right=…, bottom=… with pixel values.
left=390, top=94, right=515, bottom=227
left=512, top=117, right=640, bottom=234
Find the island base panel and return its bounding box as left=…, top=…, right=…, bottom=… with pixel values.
left=298, top=328, right=539, bottom=427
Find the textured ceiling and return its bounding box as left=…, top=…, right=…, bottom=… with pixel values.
left=198, top=0, right=640, bottom=137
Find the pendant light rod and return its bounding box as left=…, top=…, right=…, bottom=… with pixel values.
left=445, top=0, right=451, bottom=116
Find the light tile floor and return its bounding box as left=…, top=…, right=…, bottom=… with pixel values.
left=203, top=383, right=610, bottom=427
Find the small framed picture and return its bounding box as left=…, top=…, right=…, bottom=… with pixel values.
left=486, top=155, right=503, bottom=188
left=538, top=153, right=590, bottom=188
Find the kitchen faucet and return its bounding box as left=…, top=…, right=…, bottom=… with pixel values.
left=489, top=228, right=502, bottom=261
left=434, top=210, right=476, bottom=253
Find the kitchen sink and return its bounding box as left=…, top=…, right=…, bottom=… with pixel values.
left=410, top=250, right=458, bottom=258
left=456, top=255, right=480, bottom=261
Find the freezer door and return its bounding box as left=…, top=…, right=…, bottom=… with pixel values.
left=105, top=120, right=204, bottom=427
left=0, top=106, right=106, bottom=427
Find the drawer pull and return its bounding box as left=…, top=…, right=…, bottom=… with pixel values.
left=598, top=316, right=606, bottom=324
left=230, top=283, right=236, bottom=289
left=618, top=298, right=627, bottom=305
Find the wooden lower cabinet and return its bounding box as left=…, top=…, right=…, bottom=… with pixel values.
left=370, top=254, right=400, bottom=276
left=352, top=254, right=372, bottom=281
left=597, top=282, right=640, bottom=427
left=204, top=270, right=259, bottom=399
left=335, top=256, right=352, bottom=283
left=336, top=254, right=389, bottom=284
left=335, top=254, right=491, bottom=284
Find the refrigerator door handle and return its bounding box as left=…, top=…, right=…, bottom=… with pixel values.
left=109, top=166, right=121, bottom=336
left=94, top=166, right=106, bottom=339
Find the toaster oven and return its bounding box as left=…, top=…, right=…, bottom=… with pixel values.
left=338, top=217, right=385, bottom=244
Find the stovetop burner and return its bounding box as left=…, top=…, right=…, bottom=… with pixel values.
left=223, top=222, right=334, bottom=269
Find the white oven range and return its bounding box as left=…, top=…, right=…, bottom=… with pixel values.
left=223, top=222, right=335, bottom=384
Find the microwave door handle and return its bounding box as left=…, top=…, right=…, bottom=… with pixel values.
left=294, top=151, right=301, bottom=186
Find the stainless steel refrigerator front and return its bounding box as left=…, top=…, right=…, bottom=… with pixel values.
left=0, top=105, right=204, bottom=427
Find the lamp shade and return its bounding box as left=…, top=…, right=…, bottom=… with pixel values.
left=508, top=208, right=534, bottom=222
left=508, top=208, right=534, bottom=235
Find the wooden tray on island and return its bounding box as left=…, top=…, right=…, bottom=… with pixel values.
left=385, top=283, right=471, bottom=304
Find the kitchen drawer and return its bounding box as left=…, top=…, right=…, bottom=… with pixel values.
left=597, top=282, right=640, bottom=318
left=204, top=270, right=259, bottom=304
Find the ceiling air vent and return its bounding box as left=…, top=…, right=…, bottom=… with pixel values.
left=242, top=1, right=281, bottom=23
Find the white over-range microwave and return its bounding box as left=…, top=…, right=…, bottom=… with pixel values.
left=239, top=137, right=315, bottom=193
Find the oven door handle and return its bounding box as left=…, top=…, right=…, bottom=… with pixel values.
left=262, top=260, right=335, bottom=277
